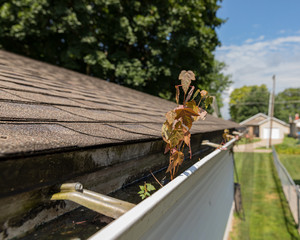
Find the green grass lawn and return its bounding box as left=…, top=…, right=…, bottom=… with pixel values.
left=278, top=154, right=300, bottom=185
left=231, top=152, right=299, bottom=240
left=237, top=137, right=261, bottom=145
left=275, top=137, right=300, bottom=154
left=275, top=136, right=300, bottom=184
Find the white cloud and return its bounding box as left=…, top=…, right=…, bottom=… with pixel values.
left=244, top=35, right=264, bottom=44
left=257, top=35, right=265, bottom=41
left=278, top=29, right=286, bottom=34
left=216, top=35, right=300, bottom=119
left=245, top=38, right=254, bottom=44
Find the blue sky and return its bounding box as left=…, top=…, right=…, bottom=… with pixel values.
left=215, top=0, right=300, bottom=119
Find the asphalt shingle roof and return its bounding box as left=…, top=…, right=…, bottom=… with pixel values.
left=0, top=50, right=239, bottom=158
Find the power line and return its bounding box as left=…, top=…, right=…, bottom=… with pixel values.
left=230, top=100, right=300, bottom=106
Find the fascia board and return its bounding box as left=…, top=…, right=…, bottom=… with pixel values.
left=258, top=117, right=289, bottom=127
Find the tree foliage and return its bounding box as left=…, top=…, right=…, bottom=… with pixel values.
left=229, top=85, right=269, bottom=123
left=230, top=85, right=300, bottom=123
left=204, top=61, right=232, bottom=116
left=274, top=88, right=300, bottom=123
left=0, top=0, right=230, bottom=102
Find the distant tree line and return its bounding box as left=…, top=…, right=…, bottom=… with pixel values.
left=230, top=86, right=300, bottom=123
left=0, top=0, right=231, bottom=113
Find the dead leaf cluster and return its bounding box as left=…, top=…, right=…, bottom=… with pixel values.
left=162, top=70, right=213, bottom=180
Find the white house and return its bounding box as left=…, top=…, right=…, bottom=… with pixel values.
left=240, top=113, right=289, bottom=139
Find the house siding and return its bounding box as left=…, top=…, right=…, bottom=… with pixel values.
left=260, top=120, right=289, bottom=139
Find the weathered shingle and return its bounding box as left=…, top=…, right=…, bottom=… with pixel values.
left=0, top=50, right=239, bottom=158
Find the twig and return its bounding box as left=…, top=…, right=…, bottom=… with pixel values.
left=150, top=170, right=163, bottom=188
left=75, top=221, right=86, bottom=225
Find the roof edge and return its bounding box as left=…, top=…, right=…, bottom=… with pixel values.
left=239, top=113, right=268, bottom=125
left=258, top=117, right=289, bottom=127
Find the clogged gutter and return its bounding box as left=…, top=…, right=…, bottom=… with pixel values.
left=19, top=144, right=214, bottom=240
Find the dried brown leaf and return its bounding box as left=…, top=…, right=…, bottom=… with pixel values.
left=179, top=70, right=195, bottom=94
left=169, top=127, right=184, bottom=148
left=166, top=150, right=184, bottom=173
left=161, top=121, right=172, bottom=143
left=175, top=85, right=180, bottom=105
left=166, top=110, right=176, bottom=125
left=164, top=143, right=170, bottom=154
left=198, top=108, right=207, bottom=120
left=186, top=100, right=199, bottom=120
left=175, top=106, right=199, bottom=129
left=183, top=128, right=191, bottom=146
left=200, top=90, right=208, bottom=97
left=185, top=86, right=195, bottom=103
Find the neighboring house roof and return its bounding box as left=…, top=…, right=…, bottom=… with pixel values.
left=258, top=117, right=289, bottom=127
left=239, top=113, right=268, bottom=126
left=0, top=50, right=239, bottom=159
left=240, top=113, right=288, bottom=127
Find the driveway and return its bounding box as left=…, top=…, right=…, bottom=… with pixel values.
left=233, top=139, right=283, bottom=153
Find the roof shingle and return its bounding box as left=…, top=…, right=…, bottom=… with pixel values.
left=0, top=50, right=239, bottom=158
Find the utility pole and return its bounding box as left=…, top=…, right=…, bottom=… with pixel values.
left=211, top=96, right=219, bottom=118
left=267, top=75, right=276, bottom=148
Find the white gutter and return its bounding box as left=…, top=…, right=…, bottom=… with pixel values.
left=89, top=134, right=241, bottom=240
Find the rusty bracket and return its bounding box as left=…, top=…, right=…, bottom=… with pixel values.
left=232, top=131, right=240, bottom=135
left=202, top=140, right=225, bottom=149
left=51, top=183, right=135, bottom=219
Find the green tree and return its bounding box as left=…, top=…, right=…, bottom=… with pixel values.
left=274, top=88, right=300, bottom=123
left=229, top=85, right=269, bottom=122
left=203, top=60, right=232, bottom=117
left=0, top=0, right=229, bottom=101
